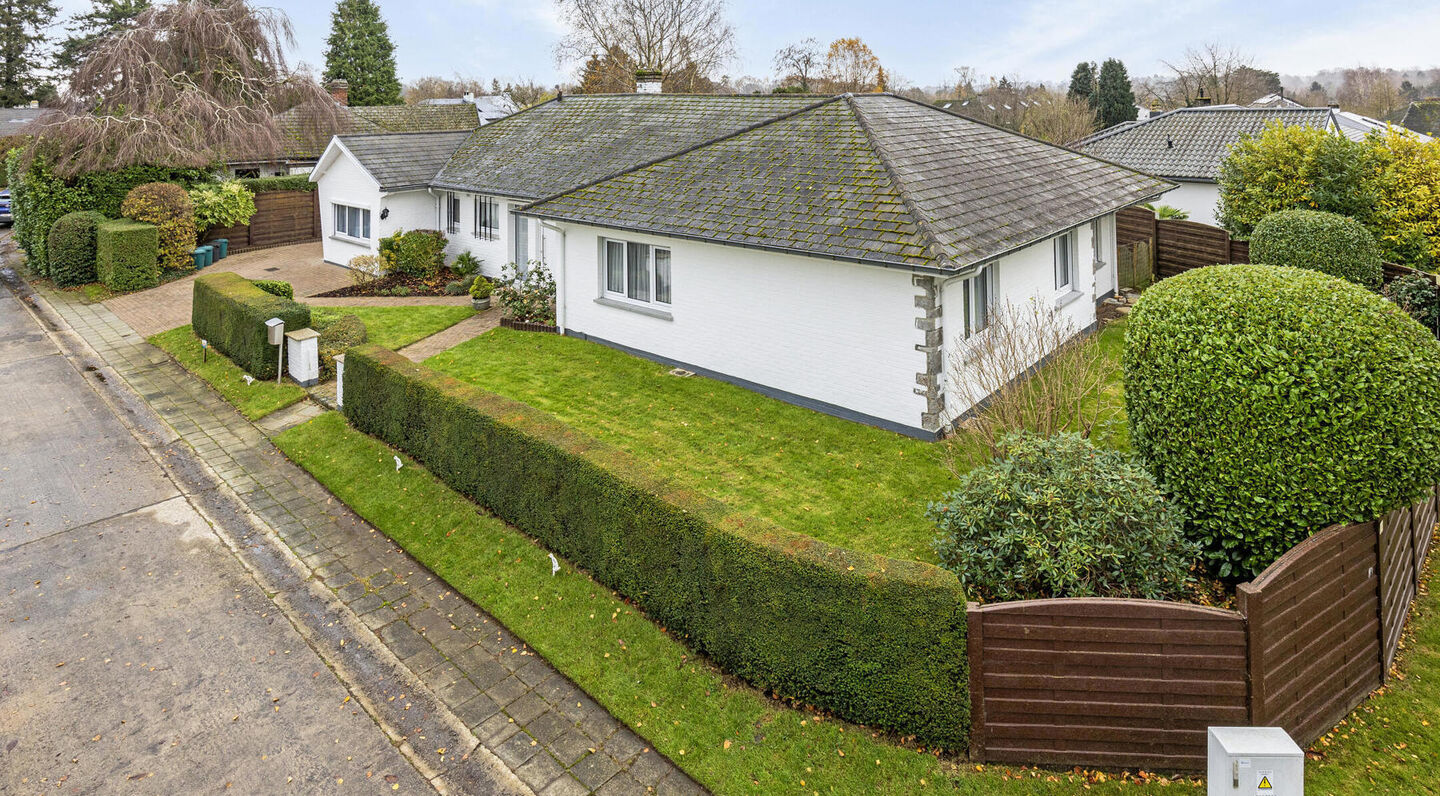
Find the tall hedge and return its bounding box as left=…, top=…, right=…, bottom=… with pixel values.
left=47, top=211, right=107, bottom=288
left=122, top=182, right=196, bottom=271
left=1249, top=209, right=1383, bottom=290
left=95, top=219, right=160, bottom=292
left=5, top=149, right=206, bottom=277
left=341, top=345, right=970, bottom=748
left=1125, top=264, right=1440, bottom=578
left=192, top=271, right=312, bottom=380
left=237, top=175, right=315, bottom=193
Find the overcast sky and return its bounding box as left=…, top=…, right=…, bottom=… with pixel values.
left=55, top=0, right=1440, bottom=88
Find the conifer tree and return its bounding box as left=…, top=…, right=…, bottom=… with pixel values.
left=0, top=0, right=57, bottom=106
left=1067, top=61, right=1096, bottom=106
left=1095, top=58, right=1138, bottom=128
left=56, top=0, right=149, bottom=71
left=322, top=0, right=401, bottom=106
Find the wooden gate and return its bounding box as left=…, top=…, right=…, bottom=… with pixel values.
left=203, top=190, right=320, bottom=254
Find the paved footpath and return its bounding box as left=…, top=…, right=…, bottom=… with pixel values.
left=18, top=275, right=699, bottom=796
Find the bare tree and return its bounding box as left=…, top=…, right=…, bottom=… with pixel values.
left=1337, top=66, right=1402, bottom=118
left=945, top=300, right=1117, bottom=469
left=772, top=37, right=819, bottom=91
left=1018, top=91, right=1098, bottom=145
left=28, top=0, right=341, bottom=178
left=1159, top=43, right=1274, bottom=106
left=403, top=74, right=490, bottom=104
left=820, top=37, right=881, bottom=93
left=554, top=0, right=735, bottom=86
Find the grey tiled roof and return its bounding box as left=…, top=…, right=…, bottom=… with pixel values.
left=277, top=103, right=479, bottom=160
left=1077, top=107, right=1337, bottom=181
left=520, top=94, right=1172, bottom=272
left=338, top=130, right=474, bottom=192
left=431, top=93, right=823, bottom=199
left=1402, top=100, right=1440, bottom=137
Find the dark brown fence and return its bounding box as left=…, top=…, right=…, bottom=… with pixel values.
left=203, top=190, right=320, bottom=254
left=967, top=599, right=1247, bottom=770
left=1114, top=205, right=1422, bottom=286
left=967, top=486, right=1439, bottom=771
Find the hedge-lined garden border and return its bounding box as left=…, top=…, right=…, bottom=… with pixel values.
left=192, top=271, right=310, bottom=380
left=341, top=344, right=971, bottom=748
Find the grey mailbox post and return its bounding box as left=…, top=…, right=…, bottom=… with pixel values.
left=265, top=318, right=285, bottom=384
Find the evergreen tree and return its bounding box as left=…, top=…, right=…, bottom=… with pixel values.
left=0, top=0, right=57, bottom=106
left=56, top=0, right=149, bottom=71
left=322, top=0, right=401, bottom=106
left=1095, top=57, right=1138, bottom=128
left=1067, top=61, right=1097, bottom=106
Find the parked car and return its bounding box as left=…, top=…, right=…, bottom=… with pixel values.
left=0, top=189, right=12, bottom=226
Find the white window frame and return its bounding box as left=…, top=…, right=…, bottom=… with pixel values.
left=1054, top=229, right=1077, bottom=291
left=473, top=195, right=499, bottom=241
left=601, top=237, right=672, bottom=307
left=958, top=265, right=996, bottom=340
left=332, top=202, right=371, bottom=241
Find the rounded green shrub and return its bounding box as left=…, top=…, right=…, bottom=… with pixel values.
left=46, top=210, right=107, bottom=287
left=250, top=279, right=294, bottom=300
left=121, top=182, right=196, bottom=271
left=928, top=432, right=1197, bottom=601
left=1124, top=264, right=1440, bottom=578
left=1249, top=209, right=1383, bottom=289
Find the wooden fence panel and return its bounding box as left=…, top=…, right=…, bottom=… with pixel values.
left=967, top=599, right=1247, bottom=771
left=1154, top=219, right=1234, bottom=279
left=203, top=190, right=320, bottom=254
left=1116, top=206, right=1156, bottom=247
left=1229, top=239, right=1250, bottom=263
left=1238, top=522, right=1381, bottom=745
left=1380, top=506, right=1417, bottom=673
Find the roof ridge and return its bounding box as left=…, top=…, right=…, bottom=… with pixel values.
left=514, top=94, right=847, bottom=209
left=847, top=95, right=953, bottom=268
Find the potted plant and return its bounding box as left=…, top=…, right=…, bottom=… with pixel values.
left=470, top=276, right=494, bottom=310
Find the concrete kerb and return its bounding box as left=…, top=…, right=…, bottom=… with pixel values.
left=4, top=268, right=531, bottom=796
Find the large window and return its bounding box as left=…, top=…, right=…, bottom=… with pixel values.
left=473, top=195, right=498, bottom=240
left=603, top=238, right=672, bottom=306
left=444, top=192, right=461, bottom=235
left=958, top=266, right=995, bottom=339
left=333, top=203, right=370, bottom=240
left=1054, top=229, right=1076, bottom=291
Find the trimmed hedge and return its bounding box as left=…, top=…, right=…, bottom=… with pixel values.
left=95, top=219, right=160, bottom=292
left=317, top=313, right=366, bottom=381
left=1249, top=209, right=1384, bottom=289
left=342, top=345, right=970, bottom=748
left=47, top=210, right=106, bottom=287
left=192, top=271, right=311, bottom=380
left=237, top=175, right=315, bottom=193
left=250, top=279, right=294, bottom=299
left=1125, top=264, right=1440, bottom=578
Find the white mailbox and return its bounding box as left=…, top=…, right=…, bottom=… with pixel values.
left=285, top=328, right=320, bottom=387
left=1207, top=727, right=1303, bottom=796
left=265, top=317, right=285, bottom=345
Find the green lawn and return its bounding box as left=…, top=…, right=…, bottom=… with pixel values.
left=425, top=322, right=1129, bottom=564
left=149, top=325, right=307, bottom=420
left=275, top=411, right=1203, bottom=796
left=312, top=304, right=474, bottom=350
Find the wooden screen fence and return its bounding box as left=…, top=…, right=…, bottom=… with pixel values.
left=967, top=485, right=1439, bottom=771
left=203, top=190, right=320, bottom=254
left=1113, top=205, right=1424, bottom=287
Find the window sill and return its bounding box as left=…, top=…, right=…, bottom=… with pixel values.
left=330, top=234, right=371, bottom=245
left=1054, top=290, right=1086, bottom=310
left=595, top=296, right=673, bottom=321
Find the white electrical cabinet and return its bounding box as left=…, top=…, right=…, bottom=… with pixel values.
left=1207, top=727, right=1303, bottom=796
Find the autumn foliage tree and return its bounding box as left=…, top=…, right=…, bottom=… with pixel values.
left=27, top=0, right=343, bottom=178
left=820, top=38, right=882, bottom=93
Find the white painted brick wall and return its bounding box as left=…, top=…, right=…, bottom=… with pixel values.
left=556, top=224, right=927, bottom=429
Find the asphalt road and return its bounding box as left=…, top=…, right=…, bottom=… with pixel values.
left=0, top=286, right=439, bottom=794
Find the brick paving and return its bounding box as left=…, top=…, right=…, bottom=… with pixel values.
left=41, top=287, right=701, bottom=796
left=398, top=306, right=500, bottom=362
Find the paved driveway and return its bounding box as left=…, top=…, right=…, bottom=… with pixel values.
left=104, top=243, right=352, bottom=337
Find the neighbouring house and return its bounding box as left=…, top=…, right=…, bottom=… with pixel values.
left=312, top=92, right=1170, bottom=438
left=225, top=80, right=482, bottom=179
left=420, top=92, right=520, bottom=124
left=1249, top=92, right=1307, bottom=109
left=1078, top=105, right=1429, bottom=225
left=1400, top=98, right=1440, bottom=137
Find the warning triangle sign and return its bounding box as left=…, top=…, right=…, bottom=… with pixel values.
left=1258, top=775, right=1273, bottom=789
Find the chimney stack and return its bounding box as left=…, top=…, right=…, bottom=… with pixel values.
left=1192, top=92, right=1212, bottom=107
left=635, top=69, right=663, bottom=94
left=327, top=79, right=350, bottom=106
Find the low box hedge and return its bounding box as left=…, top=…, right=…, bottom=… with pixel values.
left=192, top=271, right=311, bottom=380
left=47, top=210, right=107, bottom=288
left=341, top=345, right=970, bottom=748
left=95, top=219, right=160, bottom=292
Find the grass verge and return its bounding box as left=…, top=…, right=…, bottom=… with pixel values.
left=149, top=324, right=306, bottom=420
left=425, top=321, right=1129, bottom=564
left=274, top=411, right=1201, bottom=796
left=312, top=304, right=475, bottom=350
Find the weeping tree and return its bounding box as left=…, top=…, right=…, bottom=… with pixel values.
left=26, top=0, right=343, bottom=178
